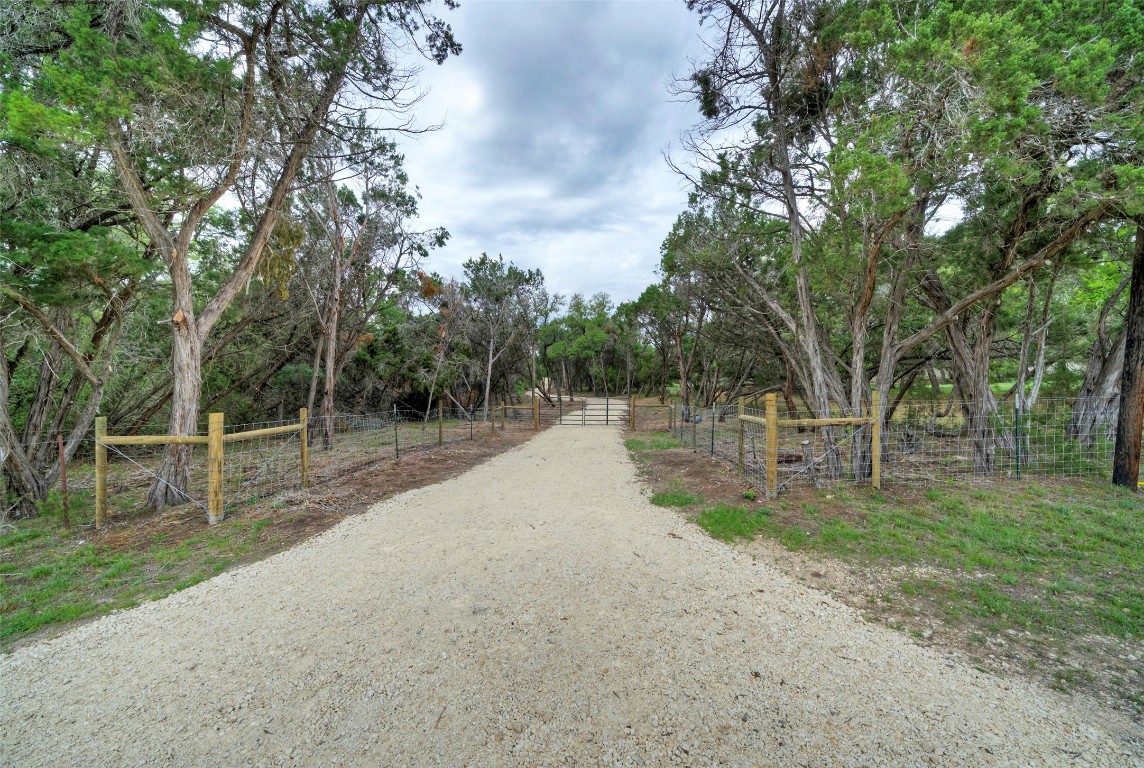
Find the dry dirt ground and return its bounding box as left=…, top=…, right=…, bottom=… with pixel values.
left=2, top=426, right=1141, bottom=766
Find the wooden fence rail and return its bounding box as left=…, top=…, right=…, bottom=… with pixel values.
left=94, top=408, right=310, bottom=528
left=738, top=392, right=881, bottom=497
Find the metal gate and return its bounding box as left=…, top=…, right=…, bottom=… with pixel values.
left=550, top=396, right=629, bottom=426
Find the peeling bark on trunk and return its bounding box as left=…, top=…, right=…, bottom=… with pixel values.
left=1069, top=275, right=1130, bottom=444
left=1113, top=223, right=1144, bottom=488
left=320, top=245, right=343, bottom=450
left=145, top=303, right=204, bottom=510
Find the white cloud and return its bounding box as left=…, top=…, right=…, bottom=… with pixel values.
left=396, top=0, right=706, bottom=304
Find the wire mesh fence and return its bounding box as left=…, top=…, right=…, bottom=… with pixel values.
left=3, top=403, right=557, bottom=525
left=636, top=397, right=1124, bottom=496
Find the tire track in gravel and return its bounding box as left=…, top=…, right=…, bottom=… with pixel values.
left=2, top=426, right=1141, bottom=767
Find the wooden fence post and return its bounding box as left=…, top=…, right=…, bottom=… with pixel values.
left=438, top=398, right=444, bottom=446
left=499, top=400, right=505, bottom=431
left=765, top=393, right=778, bottom=498
left=737, top=395, right=745, bottom=474
left=299, top=408, right=310, bottom=489
left=207, top=412, right=225, bottom=524
left=871, top=390, right=881, bottom=490
left=533, top=394, right=539, bottom=431
left=57, top=433, right=70, bottom=530
left=94, top=416, right=107, bottom=529
left=629, top=396, right=635, bottom=429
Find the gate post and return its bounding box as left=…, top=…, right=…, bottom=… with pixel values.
left=737, top=396, right=745, bottom=474
left=765, top=393, right=778, bottom=498
left=299, top=407, right=310, bottom=489
left=438, top=398, right=444, bottom=446
left=533, top=394, right=539, bottom=430
left=871, top=390, right=881, bottom=489
left=94, top=416, right=107, bottom=529
left=207, top=412, right=225, bottom=524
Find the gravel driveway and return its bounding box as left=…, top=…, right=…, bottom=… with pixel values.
left=2, top=426, right=1140, bottom=766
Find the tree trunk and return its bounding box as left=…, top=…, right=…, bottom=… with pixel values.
left=1069, top=275, right=1130, bottom=442
left=306, top=332, right=324, bottom=415
left=145, top=305, right=203, bottom=510
left=482, top=335, right=495, bottom=422
left=1113, top=223, right=1144, bottom=488
left=0, top=336, right=46, bottom=519
left=321, top=252, right=342, bottom=450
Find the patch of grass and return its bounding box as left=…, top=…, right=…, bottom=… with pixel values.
left=625, top=431, right=683, bottom=453
left=696, top=503, right=773, bottom=542
left=0, top=511, right=302, bottom=647
left=651, top=489, right=699, bottom=507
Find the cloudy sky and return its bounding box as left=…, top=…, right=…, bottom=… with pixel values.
left=398, top=0, right=708, bottom=305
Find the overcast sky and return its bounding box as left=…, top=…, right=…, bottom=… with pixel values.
left=398, top=0, right=707, bottom=306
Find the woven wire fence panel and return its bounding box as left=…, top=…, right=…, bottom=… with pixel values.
left=101, top=425, right=211, bottom=515
left=667, top=396, right=1121, bottom=495
left=633, top=405, right=672, bottom=432
left=881, top=398, right=1114, bottom=485
left=225, top=418, right=306, bottom=506
left=498, top=403, right=539, bottom=431
left=306, top=411, right=397, bottom=484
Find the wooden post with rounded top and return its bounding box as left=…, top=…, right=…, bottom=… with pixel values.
left=207, top=412, right=225, bottom=524
left=871, top=390, right=881, bottom=490
left=737, top=395, right=745, bottom=474
left=299, top=408, right=309, bottom=489
left=94, top=416, right=107, bottom=528
left=765, top=393, right=778, bottom=498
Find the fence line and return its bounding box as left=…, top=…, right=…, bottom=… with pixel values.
left=77, top=401, right=561, bottom=527
left=94, top=409, right=310, bottom=527
left=631, top=395, right=1124, bottom=496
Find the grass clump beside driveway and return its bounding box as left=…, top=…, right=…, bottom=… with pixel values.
left=625, top=433, right=683, bottom=453
left=651, top=488, right=700, bottom=507
left=0, top=493, right=302, bottom=645
left=696, top=504, right=770, bottom=542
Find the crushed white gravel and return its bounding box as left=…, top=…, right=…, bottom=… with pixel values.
left=2, top=425, right=1141, bottom=767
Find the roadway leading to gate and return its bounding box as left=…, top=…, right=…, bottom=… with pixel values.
left=2, top=426, right=1140, bottom=766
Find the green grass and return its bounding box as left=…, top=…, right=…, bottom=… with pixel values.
left=0, top=504, right=296, bottom=646
left=625, top=432, right=683, bottom=453
left=694, top=482, right=1143, bottom=639
left=696, top=503, right=770, bottom=542
left=651, top=489, right=699, bottom=507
